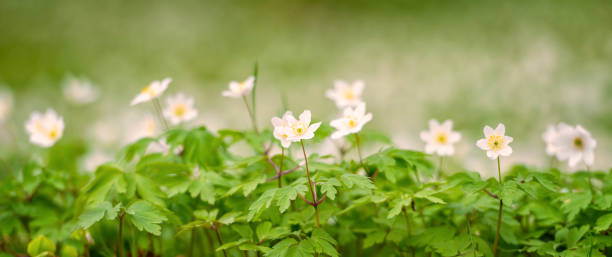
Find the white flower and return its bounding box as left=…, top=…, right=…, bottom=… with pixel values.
left=542, top=122, right=571, bottom=157
left=130, top=78, right=171, bottom=106
left=163, top=93, right=198, bottom=125
left=419, top=119, right=461, bottom=156
left=271, top=111, right=295, bottom=148
left=222, top=76, right=254, bottom=98
left=330, top=103, right=372, bottom=139
left=476, top=123, right=513, bottom=159
left=0, top=90, right=13, bottom=123
left=63, top=77, right=99, bottom=104
left=125, top=115, right=157, bottom=143
left=553, top=125, right=596, bottom=167
left=326, top=80, right=364, bottom=108
left=82, top=150, right=112, bottom=171
left=286, top=110, right=321, bottom=141
left=25, top=109, right=65, bottom=147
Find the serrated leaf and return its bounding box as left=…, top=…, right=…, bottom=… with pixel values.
left=595, top=213, right=612, bottom=232
left=341, top=173, right=375, bottom=191
left=248, top=189, right=278, bottom=221
left=320, top=178, right=341, bottom=200
left=77, top=201, right=120, bottom=229
left=126, top=200, right=167, bottom=236
left=311, top=229, right=338, bottom=257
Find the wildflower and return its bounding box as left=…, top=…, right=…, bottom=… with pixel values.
left=163, top=93, right=198, bottom=125
left=82, top=150, right=112, bottom=171
left=0, top=90, right=13, bottom=123
left=222, top=76, right=254, bottom=98
left=130, top=78, right=171, bottom=106
left=63, top=77, right=99, bottom=104
left=554, top=125, right=596, bottom=167
left=542, top=122, right=570, bottom=157
left=325, top=80, right=364, bottom=108
left=125, top=115, right=157, bottom=143
left=419, top=119, right=461, bottom=156
left=271, top=111, right=295, bottom=148
left=476, top=123, right=513, bottom=159
left=25, top=109, right=64, bottom=147
left=330, top=103, right=372, bottom=139
left=286, top=110, right=321, bottom=141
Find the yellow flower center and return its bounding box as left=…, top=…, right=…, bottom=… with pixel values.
left=141, top=85, right=155, bottom=97
left=436, top=133, right=447, bottom=144
left=487, top=135, right=504, bottom=151
left=48, top=127, right=59, bottom=139
left=174, top=104, right=186, bottom=117
left=344, top=90, right=355, bottom=100
left=292, top=121, right=306, bottom=136
left=573, top=137, right=583, bottom=149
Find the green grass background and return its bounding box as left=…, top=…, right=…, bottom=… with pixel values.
left=0, top=0, right=611, bottom=172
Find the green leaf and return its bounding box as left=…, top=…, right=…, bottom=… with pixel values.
left=77, top=201, right=120, bottom=229
left=126, top=200, right=168, bottom=236
left=27, top=235, right=56, bottom=257
left=414, top=189, right=446, bottom=204
left=183, top=127, right=223, bottom=169
left=266, top=238, right=297, bottom=257
left=311, top=229, right=338, bottom=257
left=558, top=191, right=592, bottom=220
left=500, top=180, right=523, bottom=206
left=248, top=188, right=278, bottom=221
left=60, top=245, right=78, bottom=257
left=218, top=211, right=241, bottom=225
left=320, top=178, right=341, bottom=200
left=341, top=174, right=375, bottom=191
left=217, top=238, right=248, bottom=251
left=133, top=173, right=166, bottom=207
left=595, top=213, right=612, bottom=232
left=387, top=197, right=412, bottom=219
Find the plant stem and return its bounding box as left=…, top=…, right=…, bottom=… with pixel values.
left=493, top=157, right=503, bottom=257
left=300, top=140, right=320, bottom=228
left=189, top=228, right=195, bottom=257
left=437, top=156, right=444, bottom=179
left=152, top=98, right=169, bottom=131
left=466, top=214, right=476, bottom=257
left=213, top=226, right=228, bottom=257
left=354, top=133, right=365, bottom=172
left=118, top=213, right=125, bottom=257
left=242, top=95, right=259, bottom=134
left=402, top=208, right=415, bottom=257
left=278, top=148, right=284, bottom=188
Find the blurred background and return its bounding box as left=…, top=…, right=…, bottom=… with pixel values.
left=0, top=0, right=611, bottom=176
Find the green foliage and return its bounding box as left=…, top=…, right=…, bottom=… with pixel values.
left=1, top=124, right=611, bottom=257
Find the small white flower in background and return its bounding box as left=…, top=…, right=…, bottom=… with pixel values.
left=125, top=115, right=157, bottom=143
left=130, top=78, right=171, bottom=106
left=148, top=138, right=184, bottom=155
left=271, top=111, right=295, bottom=148
left=286, top=110, right=321, bottom=141
left=0, top=89, right=13, bottom=123
left=330, top=103, right=372, bottom=139
left=476, top=123, right=513, bottom=159
left=326, top=80, right=364, bottom=108
left=82, top=150, right=112, bottom=171
left=25, top=109, right=65, bottom=147
left=419, top=119, right=461, bottom=156
left=553, top=125, right=596, bottom=168
left=222, top=76, right=254, bottom=98
left=163, top=93, right=198, bottom=125
left=542, top=122, right=571, bottom=157
left=63, top=77, right=99, bottom=104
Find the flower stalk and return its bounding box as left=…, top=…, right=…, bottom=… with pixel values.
left=300, top=139, right=320, bottom=228
left=493, top=156, right=503, bottom=257
left=242, top=95, right=258, bottom=134
left=152, top=98, right=169, bottom=131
